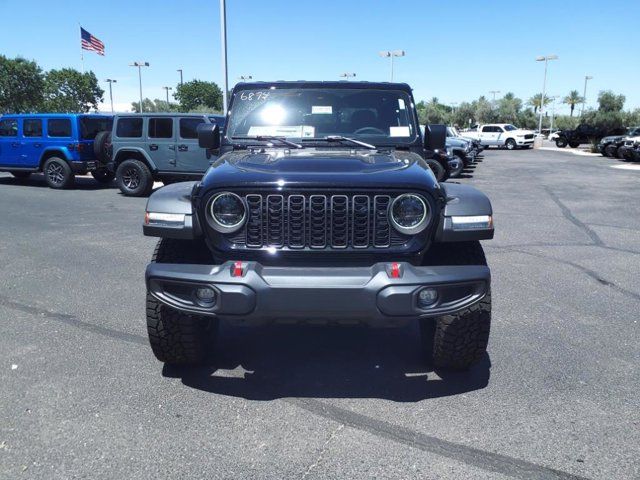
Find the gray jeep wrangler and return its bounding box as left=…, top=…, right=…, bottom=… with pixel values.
left=95, top=113, right=225, bottom=196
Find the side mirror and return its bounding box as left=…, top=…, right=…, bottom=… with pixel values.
left=198, top=123, right=220, bottom=150
left=424, top=124, right=447, bottom=151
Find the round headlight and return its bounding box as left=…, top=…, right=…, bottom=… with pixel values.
left=389, top=193, right=430, bottom=235
left=209, top=192, right=246, bottom=233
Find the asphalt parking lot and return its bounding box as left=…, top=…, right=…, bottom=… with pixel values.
left=1, top=148, right=639, bottom=480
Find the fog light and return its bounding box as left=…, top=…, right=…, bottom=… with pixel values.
left=195, top=287, right=216, bottom=306
left=417, top=288, right=438, bottom=308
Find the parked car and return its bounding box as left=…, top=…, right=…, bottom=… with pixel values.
left=0, top=113, right=113, bottom=188
left=554, top=124, right=625, bottom=148
left=616, top=136, right=640, bottom=160
left=142, top=80, right=494, bottom=370
left=461, top=123, right=535, bottom=150
left=94, top=113, right=226, bottom=196
left=598, top=127, right=640, bottom=158
left=447, top=126, right=484, bottom=153
left=419, top=125, right=461, bottom=180
left=446, top=136, right=476, bottom=168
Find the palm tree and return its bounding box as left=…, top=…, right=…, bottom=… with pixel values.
left=563, top=90, right=584, bottom=117
left=528, top=93, right=552, bottom=114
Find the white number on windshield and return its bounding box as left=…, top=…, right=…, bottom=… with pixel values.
left=239, top=91, right=270, bottom=101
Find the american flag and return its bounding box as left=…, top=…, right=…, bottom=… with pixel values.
left=81, top=27, right=105, bottom=56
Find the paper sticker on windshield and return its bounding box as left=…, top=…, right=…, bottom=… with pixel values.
left=398, top=98, right=406, bottom=110
left=312, top=106, right=332, bottom=114
left=248, top=125, right=315, bottom=138
left=390, top=126, right=410, bottom=137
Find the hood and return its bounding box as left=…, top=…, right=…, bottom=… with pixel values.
left=511, top=129, right=535, bottom=135
left=600, top=135, right=624, bottom=143
left=446, top=138, right=469, bottom=147
left=199, top=148, right=440, bottom=193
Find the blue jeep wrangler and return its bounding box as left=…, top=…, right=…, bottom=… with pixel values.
left=0, top=114, right=113, bottom=189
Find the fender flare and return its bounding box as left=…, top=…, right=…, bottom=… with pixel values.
left=113, top=147, right=158, bottom=171
left=143, top=181, right=202, bottom=239
left=39, top=147, right=72, bottom=169
left=435, top=183, right=494, bottom=242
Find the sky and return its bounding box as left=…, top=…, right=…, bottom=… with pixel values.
left=2, top=0, right=639, bottom=115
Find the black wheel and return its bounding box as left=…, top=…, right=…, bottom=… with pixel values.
left=505, top=138, right=517, bottom=150
left=43, top=157, right=74, bottom=189
left=93, top=131, right=112, bottom=164
left=146, top=238, right=217, bottom=366
left=10, top=171, right=31, bottom=180
left=616, top=147, right=627, bottom=160
left=604, top=144, right=617, bottom=158
left=425, top=158, right=446, bottom=182
left=419, top=241, right=491, bottom=370
left=569, top=141, right=580, bottom=148
left=116, top=159, right=154, bottom=196
left=91, top=168, right=115, bottom=184
left=555, top=138, right=568, bottom=148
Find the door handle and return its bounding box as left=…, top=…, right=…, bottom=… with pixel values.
left=168, top=145, right=176, bottom=151
left=178, top=144, right=188, bottom=152
left=149, top=144, right=158, bottom=151
left=11, top=142, right=20, bottom=148
left=169, top=159, right=176, bottom=165
left=34, top=143, right=42, bottom=148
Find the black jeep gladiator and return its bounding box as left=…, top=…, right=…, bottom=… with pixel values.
left=142, top=81, right=494, bottom=370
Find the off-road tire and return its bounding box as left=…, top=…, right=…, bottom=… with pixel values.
left=555, top=137, right=568, bottom=148
left=93, top=131, right=112, bottom=164
left=91, top=168, right=115, bottom=184
left=43, top=157, right=75, bottom=189
left=616, top=147, right=627, bottom=159
left=505, top=138, right=517, bottom=150
left=10, top=171, right=31, bottom=179
left=116, top=159, right=154, bottom=196
left=425, top=158, right=447, bottom=182
left=569, top=141, right=580, bottom=148
left=146, top=238, right=218, bottom=366
left=604, top=144, right=617, bottom=158
left=449, top=155, right=464, bottom=177
left=419, top=241, right=491, bottom=370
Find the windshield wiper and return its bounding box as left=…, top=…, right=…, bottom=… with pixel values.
left=231, top=135, right=304, bottom=149
left=302, top=135, right=376, bottom=150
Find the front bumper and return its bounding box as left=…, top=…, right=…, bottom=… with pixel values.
left=146, top=261, right=490, bottom=327
left=515, top=138, right=534, bottom=146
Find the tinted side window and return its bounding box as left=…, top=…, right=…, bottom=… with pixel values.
left=116, top=118, right=143, bottom=138
left=481, top=126, right=492, bottom=133
left=179, top=118, right=204, bottom=139
left=0, top=119, right=18, bottom=137
left=23, top=119, right=43, bottom=137
left=148, top=118, right=173, bottom=139
left=80, top=117, right=113, bottom=140
left=48, top=119, right=72, bottom=137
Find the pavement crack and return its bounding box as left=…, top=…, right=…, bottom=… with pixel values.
left=288, top=398, right=588, bottom=480
left=543, top=186, right=604, bottom=246
left=0, top=294, right=146, bottom=345
left=300, top=423, right=344, bottom=480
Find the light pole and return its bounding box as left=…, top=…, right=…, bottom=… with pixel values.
left=220, top=0, right=229, bottom=115
left=340, top=72, right=356, bottom=80
left=581, top=75, right=593, bottom=117
left=163, top=86, right=172, bottom=106
left=129, top=61, right=149, bottom=112
left=378, top=50, right=405, bottom=82
left=535, top=54, right=558, bottom=134
left=177, top=69, right=183, bottom=86
left=238, top=75, right=253, bottom=81
left=105, top=79, right=117, bottom=113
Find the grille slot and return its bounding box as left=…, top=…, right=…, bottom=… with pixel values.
left=236, top=192, right=413, bottom=250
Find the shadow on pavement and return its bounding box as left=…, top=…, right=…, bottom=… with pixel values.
left=0, top=174, right=116, bottom=190
left=164, top=323, right=491, bottom=402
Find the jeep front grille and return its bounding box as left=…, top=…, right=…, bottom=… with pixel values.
left=237, top=193, right=409, bottom=250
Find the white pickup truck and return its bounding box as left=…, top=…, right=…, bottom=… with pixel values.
left=462, top=123, right=535, bottom=150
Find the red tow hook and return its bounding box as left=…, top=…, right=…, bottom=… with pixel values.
left=231, top=261, right=245, bottom=277
left=389, top=262, right=402, bottom=279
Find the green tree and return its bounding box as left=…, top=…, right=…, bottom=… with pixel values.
left=174, top=80, right=223, bottom=111
left=496, top=92, right=522, bottom=123
left=528, top=93, right=551, bottom=114
left=562, top=90, right=584, bottom=117
left=43, top=68, right=103, bottom=112
left=131, top=98, right=179, bottom=113
left=0, top=55, right=45, bottom=113
left=596, top=90, right=625, bottom=112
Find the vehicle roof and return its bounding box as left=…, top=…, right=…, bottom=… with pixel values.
left=233, top=80, right=413, bottom=92
left=113, top=112, right=215, bottom=117
left=1, top=113, right=112, bottom=118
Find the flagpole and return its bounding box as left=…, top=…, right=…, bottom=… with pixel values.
left=79, top=24, right=85, bottom=73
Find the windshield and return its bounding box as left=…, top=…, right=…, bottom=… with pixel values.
left=226, top=88, right=418, bottom=145
left=79, top=117, right=113, bottom=140
left=503, top=124, right=518, bottom=131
